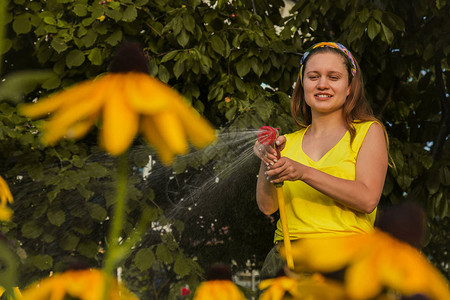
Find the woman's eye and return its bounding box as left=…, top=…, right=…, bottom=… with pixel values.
left=308, top=75, right=319, bottom=80
left=329, top=76, right=339, bottom=80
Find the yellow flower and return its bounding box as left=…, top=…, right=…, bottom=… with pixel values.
left=193, top=280, right=246, bottom=300
left=282, top=230, right=450, bottom=300
left=20, top=268, right=138, bottom=300
left=19, top=71, right=216, bottom=164
left=0, top=175, right=13, bottom=221
left=97, top=15, right=106, bottom=22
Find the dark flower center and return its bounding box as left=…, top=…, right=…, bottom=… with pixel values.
left=109, top=42, right=149, bottom=74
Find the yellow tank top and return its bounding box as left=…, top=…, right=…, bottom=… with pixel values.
left=274, top=121, right=377, bottom=242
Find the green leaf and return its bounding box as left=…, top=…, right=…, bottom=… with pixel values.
left=105, top=8, right=122, bottom=21
left=381, top=23, right=394, bottom=44
left=236, top=59, right=250, bottom=77
left=383, top=12, right=405, bottom=31
left=156, top=244, right=173, bottom=264
left=108, top=1, right=120, bottom=9
left=105, top=30, right=123, bottom=46
left=183, top=14, right=196, bottom=34
left=439, top=165, right=450, bottom=186
left=51, top=38, right=68, bottom=53
left=42, top=73, right=62, bottom=90
left=174, top=254, right=191, bottom=277
left=77, top=240, right=98, bottom=258
left=251, top=58, right=263, bottom=77
left=177, top=29, right=189, bottom=47
left=358, top=7, right=370, bottom=23
left=254, top=96, right=272, bottom=122
left=21, top=221, right=43, bottom=239
left=173, top=60, right=184, bottom=79
left=30, top=254, right=53, bottom=271
left=12, top=15, right=31, bottom=34
left=423, top=43, right=434, bottom=61
left=135, top=0, right=149, bottom=6
left=88, top=47, right=104, bottom=65
left=32, top=203, right=48, bottom=218
left=43, top=16, right=57, bottom=25
left=122, top=5, right=137, bottom=22
left=134, top=248, right=155, bottom=271
left=47, top=209, right=66, bottom=226
left=0, top=243, right=18, bottom=291
left=210, top=35, right=225, bottom=56
left=0, top=70, right=54, bottom=102
left=59, top=232, right=80, bottom=250
left=397, top=101, right=409, bottom=119
left=73, top=4, right=88, bottom=16
left=225, top=105, right=237, bottom=121
left=367, top=19, right=380, bottom=40
left=299, top=3, right=311, bottom=22
left=158, top=65, right=170, bottom=83
left=161, top=50, right=178, bottom=63
left=66, top=49, right=85, bottom=68
left=86, top=202, right=107, bottom=221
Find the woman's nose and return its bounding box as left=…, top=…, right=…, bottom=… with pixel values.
left=317, top=77, right=329, bottom=89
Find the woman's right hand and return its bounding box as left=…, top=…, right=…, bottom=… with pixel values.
left=253, top=135, right=286, bottom=166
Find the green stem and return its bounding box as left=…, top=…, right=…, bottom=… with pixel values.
left=102, top=153, right=128, bottom=300
left=103, top=153, right=128, bottom=274
left=0, top=0, right=6, bottom=74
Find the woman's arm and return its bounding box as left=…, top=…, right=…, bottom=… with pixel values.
left=266, top=123, right=388, bottom=213
left=254, top=140, right=282, bottom=215
left=256, top=161, right=279, bottom=215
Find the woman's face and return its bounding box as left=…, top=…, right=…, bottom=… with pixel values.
left=303, top=52, right=351, bottom=116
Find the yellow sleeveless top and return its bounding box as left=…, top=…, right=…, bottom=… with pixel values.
left=274, top=121, right=377, bottom=242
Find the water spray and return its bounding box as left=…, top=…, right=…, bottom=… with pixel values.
left=257, top=126, right=294, bottom=270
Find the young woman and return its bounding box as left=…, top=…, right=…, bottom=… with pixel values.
left=254, top=42, right=389, bottom=278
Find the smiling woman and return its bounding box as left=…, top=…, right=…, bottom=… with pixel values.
left=253, top=42, right=389, bottom=280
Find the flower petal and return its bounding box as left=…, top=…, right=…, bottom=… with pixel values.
left=101, top=76, right=139, bottom=156
left=40, top=81, right=106, bottom=145
left=19, top=79, right=98, bottom=119
left=286, top=234, right=369, bottom=273
left=65, top=113, right=99, bottom=141
left=0, top=205, right=13, bottom=221
left=172, top=98, right=216, bottom=148
left=345, top=253, right=382, bottom=299
left=125, top=73, right=169, bottom=114
left=0, top=175, right=13, bottom=204
left=140, top=111, right=189, bottom=164
left=141, top=116, right=176, bottom=165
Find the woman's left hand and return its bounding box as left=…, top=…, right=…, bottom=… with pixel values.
left=264, top=157, right=304, bottom=183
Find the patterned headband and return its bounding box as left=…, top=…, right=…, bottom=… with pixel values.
left=299, top=42, right=357, bottom=85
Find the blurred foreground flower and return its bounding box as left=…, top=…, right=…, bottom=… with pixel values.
left=259, top=275, right=300, bottom=300
left=281, top=230, right=450, bottom=300
left=0, top=175, right=13, bottom=221
left=259, top=273, right=347, bottom=300
left=193, top=263, right=246, bottom=300
left=20, top=269, right=138, bottom=300
left=19, top=43, right=216, bottom=164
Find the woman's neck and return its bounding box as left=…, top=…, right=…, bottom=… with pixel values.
left=309, top=111, right=347, bottom=136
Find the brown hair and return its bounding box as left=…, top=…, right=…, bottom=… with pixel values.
left=291, top=47, right=380, bottom=145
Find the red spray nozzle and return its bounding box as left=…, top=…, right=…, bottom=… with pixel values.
left=257, top=126, right=279, bottom=145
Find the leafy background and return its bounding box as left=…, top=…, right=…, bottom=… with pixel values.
left=0, top=0, right=448, bottom=298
